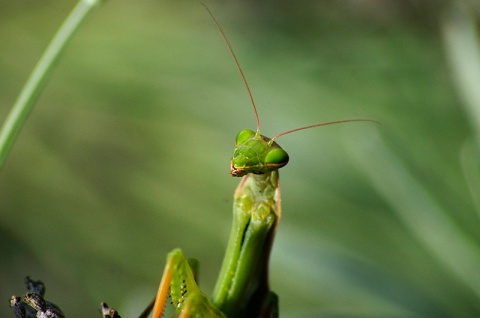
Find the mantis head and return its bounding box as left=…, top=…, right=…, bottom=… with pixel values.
left=230, top=129, right=289, bottom=177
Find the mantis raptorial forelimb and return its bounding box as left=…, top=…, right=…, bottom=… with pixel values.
left=149, top=249, right=225, bottom=318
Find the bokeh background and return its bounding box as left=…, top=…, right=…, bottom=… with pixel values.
left=2, top=0, right=480, bottom=317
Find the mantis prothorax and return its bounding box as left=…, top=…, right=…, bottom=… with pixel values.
left=146, top=6, right=379, bottom=318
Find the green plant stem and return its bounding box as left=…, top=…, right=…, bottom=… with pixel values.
left=0, top=0, right=106, bottom=170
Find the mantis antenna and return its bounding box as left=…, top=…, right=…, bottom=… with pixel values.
left=203, top=4, right=261, bottom=133
left=271, top=119, right=381, bottom=142
left=203, top=4, right=379, bottom=143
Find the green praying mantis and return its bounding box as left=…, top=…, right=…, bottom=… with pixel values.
left=9, top=6, right=377, bottom=318
left=145, top=7, right=378, bottom=318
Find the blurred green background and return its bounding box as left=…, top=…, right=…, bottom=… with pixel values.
left=2, top=0, right=480, bottom=317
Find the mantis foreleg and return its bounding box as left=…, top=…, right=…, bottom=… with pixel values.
left=212, top=171, right=281, bottom=318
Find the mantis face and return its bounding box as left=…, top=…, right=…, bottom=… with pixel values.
left=230, top=129, right=289, bottom=177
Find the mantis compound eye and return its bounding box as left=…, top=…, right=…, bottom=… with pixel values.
left=235, top=129, right=256, bottom=146
left=265, top=147, right=289, bottom=168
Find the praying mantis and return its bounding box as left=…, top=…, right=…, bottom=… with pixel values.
left=144, top=6, right=377, bottom=318
left=9, top=6, right=377, bottom=318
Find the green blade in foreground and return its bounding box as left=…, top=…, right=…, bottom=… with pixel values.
left=0, top=0, right=105, bottom=170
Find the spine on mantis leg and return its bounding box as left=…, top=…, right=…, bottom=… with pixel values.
left=212, top=170, right=281, bottom=318
left=151, top=249, right=226, bottom=318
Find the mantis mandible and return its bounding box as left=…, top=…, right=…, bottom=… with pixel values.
left=146, top=6, right=378, bottom=318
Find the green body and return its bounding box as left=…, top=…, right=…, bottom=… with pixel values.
left=212, top=130, right=284, bottom=317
